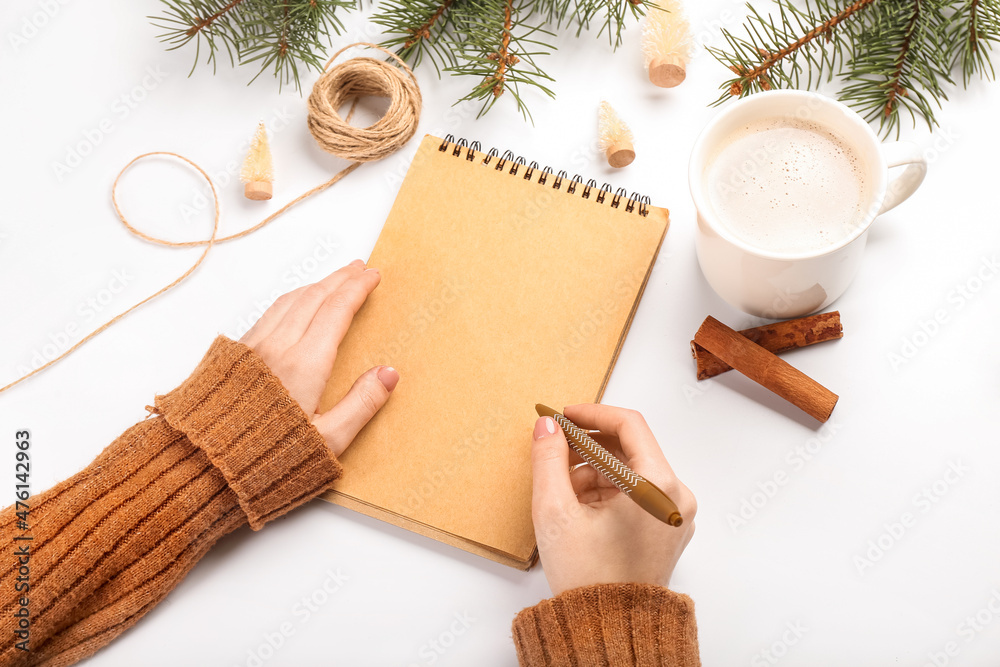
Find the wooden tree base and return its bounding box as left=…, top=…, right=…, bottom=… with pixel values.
left=649, top=57, right=687, bottom=88
left=244, top=181, right=273, bottom=201
left=606, top=145, right=635, bottom=168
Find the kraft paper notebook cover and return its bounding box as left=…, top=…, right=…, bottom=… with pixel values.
left=317, top=134, right=669, bottom=569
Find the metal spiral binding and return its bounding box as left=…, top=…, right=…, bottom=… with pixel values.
left=596, top=183, right=612, bottom=204
left=612, top=187, right=627, bottom=209
left=439, top=135, right=650, bottom=216
left=524, top=161, right=538, bottom=181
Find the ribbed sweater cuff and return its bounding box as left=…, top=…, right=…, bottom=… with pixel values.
left=512, top=583, right=700, bottom=667
left=154, top=335, right=342, bottom=530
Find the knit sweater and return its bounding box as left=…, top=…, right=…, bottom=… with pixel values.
left=0, top=336, right=700, bottom=666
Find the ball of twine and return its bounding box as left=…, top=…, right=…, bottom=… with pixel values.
left=307, top=43, right=422, bottom=163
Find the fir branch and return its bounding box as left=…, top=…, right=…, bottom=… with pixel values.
left=153, top=0, right=650, bottom=116
left=152, top=0, right=352, bottom=91
left=708, top=0, right=877, bottom=103
left=840, top=0, right=953, bottom=137
left=405, top=0, right=456, bottom=47
left=374, top=0, right=460, bottom=72
left=950, top=0, right=1000, bottom=82
left=446, top=0, right=556, bottom=120
left=492, top=0, right=517, bottom=95
left=567, top=0, right=646, bottom=46
left=153, top=0, right=250, bottom=73
left=882, top=1, right=920, bottom=120
left=187, top=0, right=247, bottom=37
left=535, top=0, right=574, bottom=27
left=970, top=0, right=982, bottom=45
left=598, top=0, right=647, bottom=48
left=708, top=0, right=998, bottom=137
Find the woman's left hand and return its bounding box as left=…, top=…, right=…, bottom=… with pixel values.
left=240, top=259, right=399, bottom=457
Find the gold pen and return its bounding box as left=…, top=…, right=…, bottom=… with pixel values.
left=535, top=404, right=683, bottom=527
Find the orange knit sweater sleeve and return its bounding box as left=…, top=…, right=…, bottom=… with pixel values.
left=0, top=336, right=342, bottom=667
left=512, top=583, right=701, bottom=666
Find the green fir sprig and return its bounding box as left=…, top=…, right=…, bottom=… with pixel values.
left=371, top=0, right=459, bottom=72
left=839, top=0, right=953, bottom=137
left=709, top=0, right=999, bottom=137
left=152, top=0, right=648, bottom=118
left=952, top=0, right=1000, bottom=83
left=444, top=0, right=557, bottom=120
left=152, top=0, right=356, bottom=91
left=373, top=0, right=651, bottom=117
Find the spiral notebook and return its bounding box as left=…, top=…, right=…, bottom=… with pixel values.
left=317, top=134, right=669, bottom=569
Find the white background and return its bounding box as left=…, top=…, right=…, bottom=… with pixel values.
left=2, top=0, right=999, bottom=665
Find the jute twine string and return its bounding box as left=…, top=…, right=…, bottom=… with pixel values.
left=1, top=43, right=421, bottom=395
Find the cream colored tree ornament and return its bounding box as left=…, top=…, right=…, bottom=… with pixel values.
left=598, top=101, right=635, bottom=169
left=642, top=0, right=693, bottom=88
left=241, top=122, right=274, bottom=201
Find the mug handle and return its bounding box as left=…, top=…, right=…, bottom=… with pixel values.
left=878, top=140, right=927, bottom=215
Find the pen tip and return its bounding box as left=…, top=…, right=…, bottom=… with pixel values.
left=535, top=403, right=557, bottom=418
left=668, top=513, right=684, bottom=527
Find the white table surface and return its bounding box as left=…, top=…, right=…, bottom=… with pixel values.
left=3, top=0, right=999, bottom=665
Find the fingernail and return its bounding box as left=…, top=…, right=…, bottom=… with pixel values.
left=533, top=416, right=556, bottom=440
left=365, top=267, right=379, bottom=274
left=377, top=366, right=399, bottom=392
left=351, top=259, right=366, bottom=268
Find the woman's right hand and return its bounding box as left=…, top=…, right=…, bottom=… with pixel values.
left=530, top=404, right=697, bottom=595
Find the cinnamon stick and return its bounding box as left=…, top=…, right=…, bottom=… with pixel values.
left=691, top=311, right=843, bottom=380
left=693, top=316, right=838, bottom=423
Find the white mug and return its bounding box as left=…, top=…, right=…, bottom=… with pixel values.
left=689, top=90, right=927, bottom=319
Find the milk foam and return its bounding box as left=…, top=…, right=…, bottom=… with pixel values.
left=705, top=118, right=870, bottom=255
